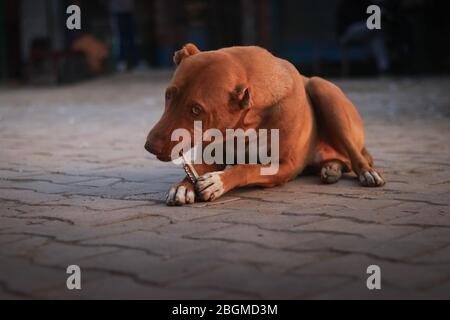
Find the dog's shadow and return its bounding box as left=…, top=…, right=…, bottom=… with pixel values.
left=75, top=156, right=363, bottom=208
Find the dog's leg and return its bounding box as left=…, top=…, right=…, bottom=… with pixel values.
left=313, top=140, right=349, bottom=184
left=166, top=177, right=196, bottom=206
left=195, top=163, right=297, bottom=202
left=306, top=77, right=385, bottom=187
left=167, top=163, right=225, bottom=206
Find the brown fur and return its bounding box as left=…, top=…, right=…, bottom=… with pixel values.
left=145, top=44, right=385, bottom=206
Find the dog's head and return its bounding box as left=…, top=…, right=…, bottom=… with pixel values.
left=145, top=43, right=254, bottom=161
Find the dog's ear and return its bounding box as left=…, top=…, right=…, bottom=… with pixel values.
left=233, top=85, right=252, bottom=109
left=173, top=43, right=200, bottom=65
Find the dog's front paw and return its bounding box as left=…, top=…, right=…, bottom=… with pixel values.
left=196, top=171, right=225, bottom=202
left=359, top=169, right=385, bottom=187
left=166, top=181, right=195, bottom=206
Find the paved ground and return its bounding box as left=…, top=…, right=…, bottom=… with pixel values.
left=0, top=73, right=449, bottom=299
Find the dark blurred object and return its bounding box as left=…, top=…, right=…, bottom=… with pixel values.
left=26, top=33, right=109, bottom=85
left=338, top=0, right=390, bottom=76
left=0, top=0, right=21, bottom=81
left=1, top=0, right=450, bottom=83
left=57, top=50, right=89, bottom=83
left=110, top=0, right=145, bottom=71
left=183, top=0, right=208, bottom=48
left=71, top=33, right=109, bottom=74
left=27, top=37, right=55, bottom=84
left=391, top=0, right=450, bottom=74
left=338, top=0, right=450, bottom=76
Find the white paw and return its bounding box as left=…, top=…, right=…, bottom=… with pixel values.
left=359, top=169, right=385, bottom=187
left=195, top=171, right=225, bottom=202
left=166, top=183, right=195, bottom=206
left=320, top=162, right=342, bottom=184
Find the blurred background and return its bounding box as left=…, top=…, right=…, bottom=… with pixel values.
left=0, top=0, right=449, bottom=84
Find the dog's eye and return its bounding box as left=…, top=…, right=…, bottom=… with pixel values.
left=191, top=105, right=202, bottom=116
left=165, top=91, right=172, bottom=100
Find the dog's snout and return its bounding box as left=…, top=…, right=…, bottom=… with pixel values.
left=144, top=138, right=165, bottom=156
left=145, top=141, right=159, bottom=155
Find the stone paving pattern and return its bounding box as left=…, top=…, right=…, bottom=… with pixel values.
left=0, top=73, right=449, bottom=299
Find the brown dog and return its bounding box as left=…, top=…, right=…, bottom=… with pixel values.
left=145, top=43, right=385, bottom=206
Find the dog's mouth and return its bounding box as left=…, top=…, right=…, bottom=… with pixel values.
left=150, top=144, right=199, bottom=164
left=156, top=154, right=172, bottom=162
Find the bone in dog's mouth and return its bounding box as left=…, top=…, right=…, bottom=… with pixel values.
left=180, top=151, right=199, bottom=184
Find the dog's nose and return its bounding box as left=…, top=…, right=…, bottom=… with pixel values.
left=144, top=139, right=163, bottom=155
